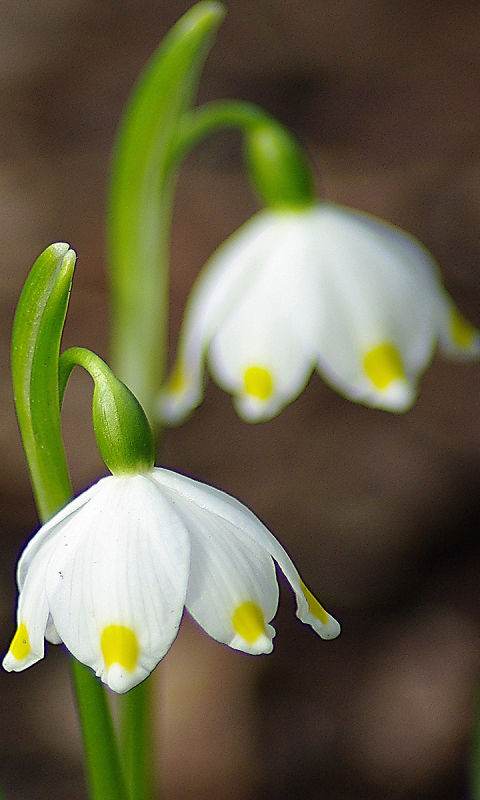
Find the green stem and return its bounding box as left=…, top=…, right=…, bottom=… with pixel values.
left=174, top=99, right=271, bottom=161
left=121, top=680, right=156, bottom=800
left=72, top=661, right=129, bottom=800
left=12, top=244, right=128, bottom=800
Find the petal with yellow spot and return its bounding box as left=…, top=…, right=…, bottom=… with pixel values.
left=9, top=622, right=31, bottom=662
left=363, top=343, right=406, bottom=390
left=232, top=601, right=267, bottom=645
left=243, top=366, right=274, bottom=401
left=101, top=625, right=139, bottom=673
left=450, top=307, right=477, bottom=350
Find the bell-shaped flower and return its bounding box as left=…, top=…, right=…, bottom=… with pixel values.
left=158, top=202, right=480, bottom=423
left=3, top=467, right=339, bottom=693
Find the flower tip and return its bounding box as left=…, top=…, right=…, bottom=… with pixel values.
left=312, top=613, right=341, bottom=640
left=298, top=580, right=340, bottom=640
left=157, top=365, right=201, bottom=426
left=2, top=648, right=40, bottom=673
left=230, top=630, right=275, bottom=655
left=2, top=652, right=17, bottom=672
left=369, top=379, right=417, bottom=414
left=157, top=391, right=190, bottom=426
left=103, top=662, right=149, bottom=694
left=233, top=393, right=280, bottom=424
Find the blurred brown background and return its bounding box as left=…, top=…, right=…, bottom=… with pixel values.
left=1, top=0, right=480, bottom=797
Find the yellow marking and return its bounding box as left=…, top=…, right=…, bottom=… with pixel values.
left=9, top=622, right=31, bottom=661
left=299, top=580, right=330, bottom=626
left=101, top=625, right=139, bottom=672
left=244, top=366, right=273, bottom=400
left=232, top=602, right=267, bottom=644
left=166, top=362, right=187, bottom=394
left=450, top=307, right=476, bottom=349
left=363, top=343, right=405, bottom=389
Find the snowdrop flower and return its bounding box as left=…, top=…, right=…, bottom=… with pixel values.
left=159, top=202, right=480, bottom=423
left=3, top=467, right=339, bottom=693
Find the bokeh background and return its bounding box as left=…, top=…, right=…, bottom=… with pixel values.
left=1, top=1, right=480, bottom=797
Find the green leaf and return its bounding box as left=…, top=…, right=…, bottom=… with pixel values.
left=108, top=1, right=226, bottom=422
left=12, top=242, right=75, bottom=521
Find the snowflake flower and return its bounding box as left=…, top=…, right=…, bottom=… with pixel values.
left=3, top=468, right=339, bottom=693
left=159, top=203, right=480, bottom=423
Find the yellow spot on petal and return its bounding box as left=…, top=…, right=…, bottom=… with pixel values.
left=232, top=602, right=267, bottom=644
left=299, top=580, right=330, bottom=626
left=101, top=625, right=139, bottom=672
left=450, top=307, right=476, bottom=349
left=9, top=622, right=31, bottom=661
left=166, top=363, right=187, bottom=394
left=244, top=366, right=273, bottom=401
left=363, top=343, right=405, bottom=389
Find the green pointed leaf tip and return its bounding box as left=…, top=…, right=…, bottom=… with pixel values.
left=108, top=0, right=227, bottom=274
left=59, top=347, right=155, bottom=477
left=12, top=242, right=76, bottom=520
left=245, top=121, right=315, bottom=211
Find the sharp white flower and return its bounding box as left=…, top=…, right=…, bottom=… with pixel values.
left=3, top=468, right=339, bottom=693
left=159, top=202, right=480, bottom=423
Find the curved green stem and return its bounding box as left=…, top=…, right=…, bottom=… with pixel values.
left=59, top=347, right=155, bottom=477
left=174, top=99, right=272, bottom=161
left=176, top=100, right=315, bottom=210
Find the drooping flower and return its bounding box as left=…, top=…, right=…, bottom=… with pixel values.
left=3, top=467, right=339, bottom=693
left=158, top=202, right=480, bottom=423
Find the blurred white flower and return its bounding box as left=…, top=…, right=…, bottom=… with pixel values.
left=159, top=202, right=480, bottom=423
left=3, top=468, right=339, bottom=693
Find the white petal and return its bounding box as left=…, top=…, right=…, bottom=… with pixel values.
left=208, top=211, right=323, bottom=421
left=45, top=475, right=190, bottom=693
left=436, top=295, right=480, bottom=360
left=150, top=468, right=340, bottom=642
left=312, top=204, right=440, bottom=411
left=158, top=211, right=282, bottom=423
left=3, top=488, right=97, bottom=673
left=3, top=529, right=60, bottom=672
left=181, top=504, right=278, bottom=654
left=17, top=481, right=101, bottom=591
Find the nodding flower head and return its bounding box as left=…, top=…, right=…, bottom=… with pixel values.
left=3, top=467, right=339, bottom=693
left=159, top=202, right=480, bottom=424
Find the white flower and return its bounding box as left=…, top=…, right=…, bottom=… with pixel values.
left=159, top=202, right=480, bottom=423
left=3, top=468, right=339, bottom=693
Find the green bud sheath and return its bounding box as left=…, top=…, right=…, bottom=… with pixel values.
left=59, top=348, right=155, bottom=476
left=245, top=121, right=315, bottom=211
